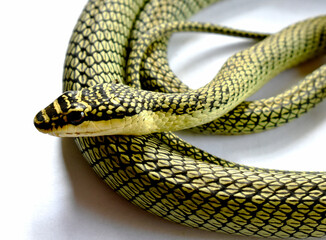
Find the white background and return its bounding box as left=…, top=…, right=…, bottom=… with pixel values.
left=1, top=0, right=325, bottom=239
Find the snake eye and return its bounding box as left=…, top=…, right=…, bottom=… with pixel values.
left=66, top=111, right=85, bottom=125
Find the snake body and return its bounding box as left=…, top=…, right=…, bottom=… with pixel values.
left=34, top=0, right=326, bottom=238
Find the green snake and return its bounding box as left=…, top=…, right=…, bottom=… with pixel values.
left=34, top=0, right=326, bottom=238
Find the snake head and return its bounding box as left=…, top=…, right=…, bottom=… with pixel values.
left=34, top=83, right=159, bottom=137
left=34, top=90, right=90, bottom=136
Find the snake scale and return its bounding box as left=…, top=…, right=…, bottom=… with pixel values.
left=34, top=0, right=326, bottom=238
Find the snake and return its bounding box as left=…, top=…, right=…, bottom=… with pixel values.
left=33, top=0, right=326, bottom=238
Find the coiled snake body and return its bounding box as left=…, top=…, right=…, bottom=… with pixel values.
left=34, top=0, right=326, bottom=238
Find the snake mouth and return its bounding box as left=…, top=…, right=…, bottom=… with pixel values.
left=34, top=116, right=123, bottom=137
left=35, top=114, right=157, bottom=137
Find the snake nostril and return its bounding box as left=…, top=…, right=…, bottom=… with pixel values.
left=35, top=111, right=45, bottom=123
left=34, top=110, right=50, bottom=132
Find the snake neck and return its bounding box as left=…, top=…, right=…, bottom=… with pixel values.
left=35, top=16, right=326, bottom=137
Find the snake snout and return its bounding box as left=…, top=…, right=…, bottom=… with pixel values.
left=34, top=109, right=51, bottom=134
left=34, top=100, right=62, bottom=134
left=35, top=110, right=45, bottom=123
